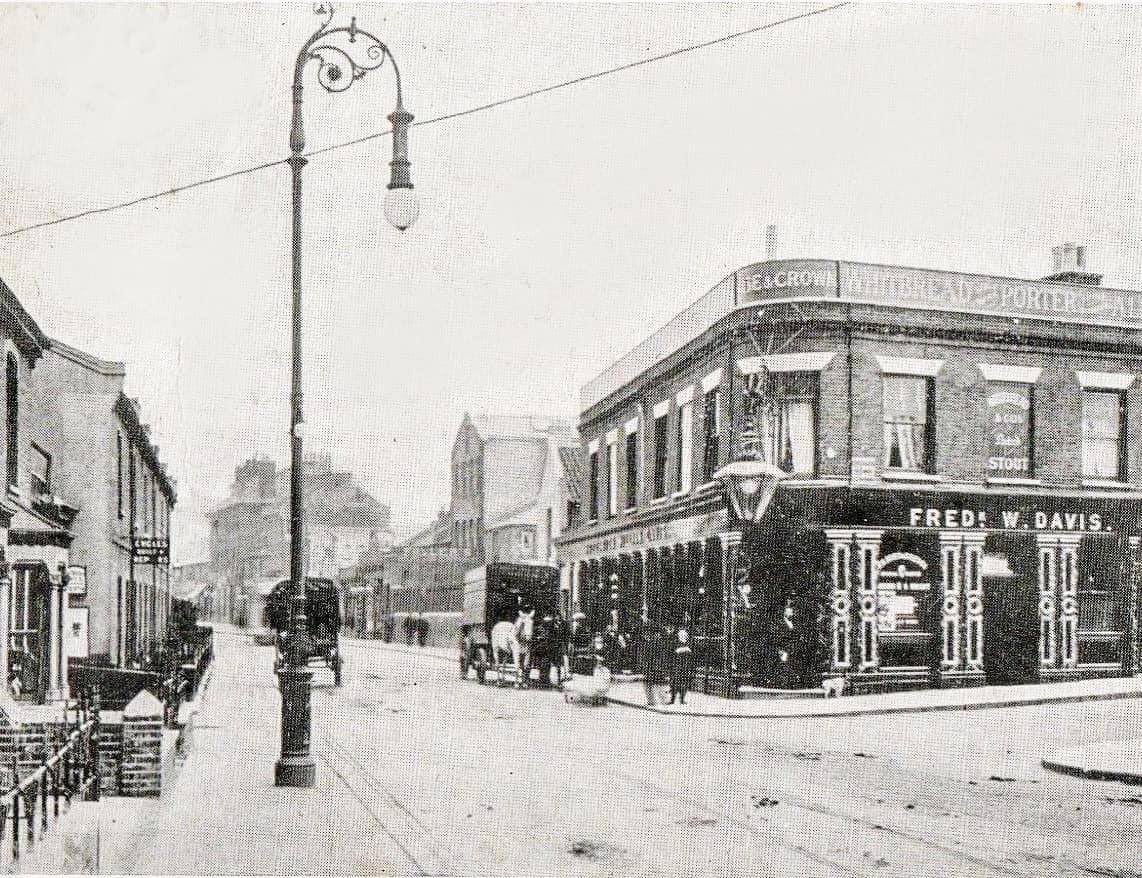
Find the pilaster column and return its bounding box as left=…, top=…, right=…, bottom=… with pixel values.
left=938, top=532, right=963, bottom=670
left=46, top=568, right=62, bottom=700
left=1037, top=535, right=1060, bottom=669
left=853, top=530, right=882, bottom=671
left=719, top=531, right=742, bottom=697
left=1059, top=535, right=1081, bottom=669
left=961, top=533, right=986, bottom=673
left=824, top=529, right=853, bottom=671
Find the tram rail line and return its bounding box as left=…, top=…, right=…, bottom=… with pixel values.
left=318, top=730, right=454, bottom=876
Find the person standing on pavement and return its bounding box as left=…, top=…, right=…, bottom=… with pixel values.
left=668, top=625, right=694, bottom=705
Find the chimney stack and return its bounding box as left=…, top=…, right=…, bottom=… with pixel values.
left=1042, top=241, right=1101, bottom=286
left=765, top=224, right=777, bottom=260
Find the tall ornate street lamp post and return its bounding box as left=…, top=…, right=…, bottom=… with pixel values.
left=713, top=419, right=785, bottom=698
left=276, top=5, right=418, bottom=788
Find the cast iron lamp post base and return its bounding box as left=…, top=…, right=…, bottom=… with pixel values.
left=275, top=665, right=316, bottom=787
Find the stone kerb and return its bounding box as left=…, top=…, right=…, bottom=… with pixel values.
left=121, top=690, right=164, bottom=798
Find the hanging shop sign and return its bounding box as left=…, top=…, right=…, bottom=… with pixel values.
left=132, top=536, right=170, bottom=563
left=985, top=384, right=1032, bottom=475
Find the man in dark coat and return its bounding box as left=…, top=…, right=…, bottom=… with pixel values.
left=668, top=625, right=695, bottom=705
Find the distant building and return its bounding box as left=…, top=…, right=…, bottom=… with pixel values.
left=209, top=453, right=392, bottom=627
left=338, top=508, right=461, bottom=642
left=450, top=413, right=579, bottom=570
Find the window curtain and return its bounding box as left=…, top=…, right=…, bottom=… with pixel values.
left=783, top=401, right=815, bottom=474
left=883, top=377, right=927, bottom=469
left=760, top=374, right=817, bottom=476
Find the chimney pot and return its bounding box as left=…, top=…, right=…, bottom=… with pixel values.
left=1052, top=245, right=1063, bottom=272
left=765, top=224, right=777, bottom=260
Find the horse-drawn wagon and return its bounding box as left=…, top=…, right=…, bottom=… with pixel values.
left=264, top=577, right=344, bottom=686
left=460, top=563, right=562, bottom=687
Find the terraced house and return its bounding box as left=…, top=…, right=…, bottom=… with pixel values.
left=558, top=244, right=1142, bottom=696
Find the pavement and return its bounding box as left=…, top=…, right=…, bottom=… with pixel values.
left=343, top=636, right=1142, bottom=719
left=1042, top=738, right=1142, bottom=785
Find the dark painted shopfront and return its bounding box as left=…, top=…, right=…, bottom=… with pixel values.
left=754, top=485, right=1142, bottom=694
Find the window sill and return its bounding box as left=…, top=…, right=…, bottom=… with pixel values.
left=881, top=470, right=942, bottom=483
left=695, top=480, right=720, bottom=493
left=671, top=489, right=692, bottom=499
left=1081, top=479, right=1136, bottom=490
left=623, top=506, right=638, bottom=514
left=650, top=496, right=669, bottom=505
left=986, top=477, right=1043, bottom=486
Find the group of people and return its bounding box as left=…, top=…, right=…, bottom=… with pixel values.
left=589, top=615, right=695, bottom=706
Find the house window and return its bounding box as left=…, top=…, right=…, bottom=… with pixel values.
left=5, top=354, right=17, bottom=489
left=1081, top=389, right=1125, bottom=480
left=625, top=431, right=638, bottom=509
left=882, top=375, right=934, bottom=472
left=588, top=447, right=600, bottom=520
left=29, top=444, right=50, bottom=496
left=653, top=410, right=669, bottom=499
left=762, top=372, right=818, bottom=476
left=702, top=387, right=721, bottom=483
left=606, top=436, right=618, bottom=516
left=676, top=399, right=693, bottom=493
left=520, top=530, right=534, bottom=552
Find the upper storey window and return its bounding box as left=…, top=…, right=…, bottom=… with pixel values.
left=652, top=401, right=669, bottom=500
left=738, top=353, right=833, bottom=478
left=1077, top=371, right=1134, bottom=482
left=882, top=375, right=933, bottom=472
left=762, top=372, right=817, bottom=476
left=877, top=357, right=943, bottom=475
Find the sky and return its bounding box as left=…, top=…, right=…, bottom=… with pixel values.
left=1, top=2, right=1141, bottom=561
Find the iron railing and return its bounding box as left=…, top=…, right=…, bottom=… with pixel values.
left=0, top=698, right=101, bottom=869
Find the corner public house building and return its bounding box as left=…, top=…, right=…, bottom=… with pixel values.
left=558, top=250, right=1142, bottom=695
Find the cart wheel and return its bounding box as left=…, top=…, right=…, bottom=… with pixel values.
left=333, top=654, right=343, bottom=686
left=475, top=648, right=488, bottom=685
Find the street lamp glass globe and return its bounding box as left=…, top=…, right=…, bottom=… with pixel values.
left=384, top=187, right=419, bottom=231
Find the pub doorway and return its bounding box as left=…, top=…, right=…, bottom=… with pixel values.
left=982, top=571, right=1039, bottom=685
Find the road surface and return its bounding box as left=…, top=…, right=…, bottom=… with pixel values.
left=128, top=630, right=1142, bottom=876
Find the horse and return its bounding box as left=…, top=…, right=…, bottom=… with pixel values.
left=490, top=610, right=535, bottom=687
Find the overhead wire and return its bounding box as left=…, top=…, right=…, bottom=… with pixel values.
left=0, top=2, right=849, bottom=240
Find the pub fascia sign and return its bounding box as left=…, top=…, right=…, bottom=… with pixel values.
left=575, top=510, right=728, bottom=558
left=908, top=506, right=1106, bottom=533
left=842, top=262, right=1142, bottom=326
left=733, top=259, right=1142, bottom=326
